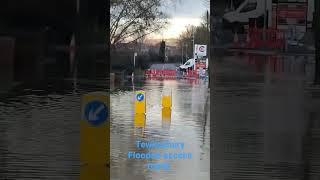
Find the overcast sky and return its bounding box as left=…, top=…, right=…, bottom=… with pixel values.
left=150, top=0, right=209, bottom=39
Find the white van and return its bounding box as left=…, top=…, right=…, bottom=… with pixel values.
left=179, top=59, right=194, bottom=71
left=223, top=0, right=314, bottom=31
left=223, top=0, right=265, bottom=25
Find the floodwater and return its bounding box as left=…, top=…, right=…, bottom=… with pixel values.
left=212, top=52, right=320, bottom=179
left=0, top=78, right=108, bottom=179
left=1, top=52, right=319, bottom=180
left=110, top=79, right=210, bottom=180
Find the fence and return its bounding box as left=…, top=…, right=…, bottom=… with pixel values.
left=145, top=69, right=202, bottom=79
left=145, top=69, right=177, bottom=78
left=234, top=27, right=285, bottom=50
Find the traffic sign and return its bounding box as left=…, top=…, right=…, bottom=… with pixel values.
left=136, top=93, right=144, bottom=102
left=84, top=100, right=108, bottom=126
left=195, top=44, right=207, bottom=57
left=199, top=46, right=205, bottom=52
left=81, top=92, right=109, bottom=165
left=135, top=91, right=146, bottom=114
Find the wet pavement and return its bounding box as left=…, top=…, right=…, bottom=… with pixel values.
left=212, top=53, right=320, bottom=179
left=110, top=79, right=210, bottom=180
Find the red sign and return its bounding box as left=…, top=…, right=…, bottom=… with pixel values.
left=278, top=10, right=306, bottom=18
left=277, top=4, right=307, bottom=19
left=196, top=63, right=206, bottom=69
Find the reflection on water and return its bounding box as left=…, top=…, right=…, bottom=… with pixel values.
left=111, top=79, right=210, bottom=180
left=212, top=53, right=320, bottom=179
left=0, top=78, right=108, bottom=179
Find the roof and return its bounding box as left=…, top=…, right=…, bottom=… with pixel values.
left=149, top=63, right=178, bottom=70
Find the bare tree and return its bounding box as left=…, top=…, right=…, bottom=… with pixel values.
left=202, top=0, right=210, bottom=8
left=178, top=11, right=210, bottom=58
left=178, top=25, right=195, bottom=58
left=110, top=0, right=175, bottom=47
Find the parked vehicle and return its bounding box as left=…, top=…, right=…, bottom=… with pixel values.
left=223, top=0, right=269, bottom=32
left=179, top=59, right=194, bottom=72
left=223, top=0, right=314, bottom=32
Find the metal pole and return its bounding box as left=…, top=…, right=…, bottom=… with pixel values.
left=230, top=0, right=234, bottom=11
left=74, top=0, right=80, bottom=79
left=132, top=53, right=136, bottom=80
left=192, top=27, right=195, bottom=70
left=181, top=43, right=184, bottom=64
left=134, top=53, right=136, bottom=68
left=315, top=0, right=320, bottom=84
left=263, top=0, right=267, bottom=40
left=77, top=0, right=80, bottom=13
left=165, top=47, right=167, bottom=62
left=207, top=10, right=210, bottom=85
left=185, top=44, right=188, bottom=59
left=207, top=10, right=209, bottom=34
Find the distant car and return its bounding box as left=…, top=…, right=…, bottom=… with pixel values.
left=179, top=59, right=194, bottom=72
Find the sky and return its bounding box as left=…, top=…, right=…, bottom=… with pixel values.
left=149, top=0, right=209, bottom=39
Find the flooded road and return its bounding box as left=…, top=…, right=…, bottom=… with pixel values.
left=212, top=53, right=320, bottom=179
left=1, top=52, right=319, bottom=180
left=111, top=79, right=210, bottom=180
left=0, top=79, right=108, bottom=179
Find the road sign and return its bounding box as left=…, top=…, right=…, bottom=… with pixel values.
left=84, top=100, right=108, bottom=126
left=135, top=91, right=146, bottom=114
left=81, top=92, right=109, bottom=165
left=136, top=93, right=144, bottom=102
left=195, top=44, right=207, bottom=57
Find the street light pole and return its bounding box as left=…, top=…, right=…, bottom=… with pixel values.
left=185, top=44, right=188, bottom=60
left=134, top=53, right=136, bottom=68
left=207, top=10, right=210, bottom=86
left=77, top=0, right=80, bottom=13
left=132, top=52, right=137, bottom=79
left=192, top=27, right=195, bottom=70
left=315, top=0, right=320, bottom=84
left=263, top=0, right=267, bottom=40
left=181, top=43, right=184, bottom=64
left=74, top=0, right=80, bottom=79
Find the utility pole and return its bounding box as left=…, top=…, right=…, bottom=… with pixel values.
left=315, top=0, right=320, bottom=84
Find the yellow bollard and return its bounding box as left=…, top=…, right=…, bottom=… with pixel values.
left=134, top=113, right=146, bottom=127
left=162, top=89, right=172, bottom=109
left=134, top=113, right=146, bottom=137
left=135, top=91, right=146, bottom=114
left=80, top=92, right=109, bottom=165
left=162, top=96, right=171, bottom=108
left=162, top=108, right=171, bottom=121
left=80, top=164, right=109, bottom=180
left=162, top=90, right=172, bottom=128
left=162, top=107, right=171, bottom=129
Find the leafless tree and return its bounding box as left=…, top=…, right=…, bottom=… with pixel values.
left=110, top=0, right=177, bottom=47
left=178, top=11, right=210, bottom=58
left=202, top=0, right=210, bottom=8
